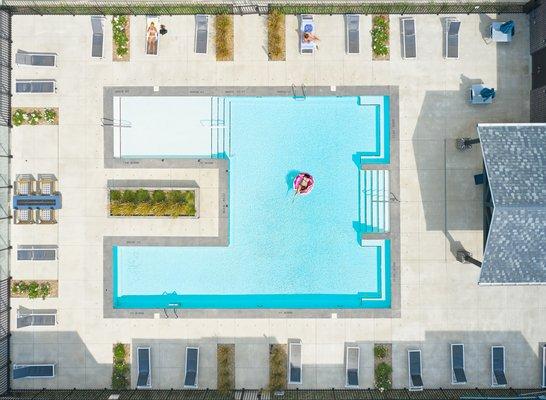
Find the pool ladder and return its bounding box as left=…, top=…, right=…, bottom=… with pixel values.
left=292, top=84, right=307, bottom=100
left=210, top=97, right=229, bottom=158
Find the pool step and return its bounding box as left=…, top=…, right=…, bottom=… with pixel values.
left=359, top=169, right=390, bottom=233
left=210, top=97, right=228, bottom=158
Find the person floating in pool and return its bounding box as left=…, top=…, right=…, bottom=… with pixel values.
left=295, top=173, right=314, bottom=195
left=303, top=32, right=320, bottom=43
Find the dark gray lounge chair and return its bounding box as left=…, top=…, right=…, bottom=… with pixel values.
left=451, top=344, right=467, bottom=384
left=346, top=346, right=360, bottom=387
left=17, top=307, right=57, bottom=328
left=491, top=346, right=507, bottom=387
left=345, top=14, right=360, bottom=54
left=13, top=364, right=55, bottom=379
left=541, top=344, right=546, bottom=389
left=542, top=344, right=546, bottom=388
left=445, top=18, right=460, bottom=59
left=401, top=17, right=416, bottom=59
left=15, top=80, right=56, bottom=93
left=408, top=349, right=423, bottom=391
left=288, top=340, right=302, bottom=384
left=15, top=51, right=57, bottom=67
left=137, top=347, right=151, bottom=388
left=195, top=15, right=209, bottom=54
left=91, top=16, right=105, bottom=58
left=184, top=347, right=199, bottom=388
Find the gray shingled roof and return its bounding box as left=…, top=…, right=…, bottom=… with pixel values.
left=477, top=124, right=546, bottom=284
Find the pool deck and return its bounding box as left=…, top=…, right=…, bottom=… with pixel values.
left=9, top=12, right=545, bottom=390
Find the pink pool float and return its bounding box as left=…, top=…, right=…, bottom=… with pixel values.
left=293, top=172, right=314, bottom=195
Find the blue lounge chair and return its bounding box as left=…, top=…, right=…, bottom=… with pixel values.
left=13, top=364, right=55, bottom=379
left=451, top=344, right=467, bottom=384
left=408, top=349, right=423, bottom=391
left=491, top=346, right=507, bottom=387
left=184, top=347, right=199, bottom=388
left=137, top=347, right=151, bottom=389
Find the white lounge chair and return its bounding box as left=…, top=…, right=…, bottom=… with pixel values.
left=451, top=344, right=467, bottom=384
left=288, top=340, right=302, bottom=384
left=408, top=349, right=423, bottom=391
left=491, top=346, right=507, bottom=387
left=137, top=347, right=151, bottom=389
left=195, top=15, right=209, bottom=54
left=184, top=347, right=199, bottom=388
left=542, top=344, right=546, bottom=388
left=300, top=15, right=316, bottom=54
left=345, top=346, right=360, bottom=387
left=345, top=14, right=359, bottom=54
left=445, top=18, right=460, bottom=59
left=91, top=16, right=105, bottom=58
left=146, top=16, right=159, bottom=56
left=401, top=17, right=416, bottom=59
left=541, top=344, right=546, bottom=389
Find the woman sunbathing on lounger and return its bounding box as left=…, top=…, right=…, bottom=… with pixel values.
left=147, top=22, right=158, bottom=54
left=303, top=32, right=320, bottom=43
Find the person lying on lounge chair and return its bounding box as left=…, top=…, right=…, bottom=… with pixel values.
left=303, top=32, right=320, bottom=43
left=147, top=22, right=158, bottom=54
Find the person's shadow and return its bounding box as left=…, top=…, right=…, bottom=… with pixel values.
left=285, top=170, right=299, bottom=195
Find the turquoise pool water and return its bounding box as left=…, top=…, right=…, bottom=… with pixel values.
left=113, top=95, right=391, bottom=309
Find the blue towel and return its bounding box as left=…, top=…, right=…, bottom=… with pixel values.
left=500, top=20, right=514, bottom=35
left=480, top=87, right=496, bottom=101
left=304, top=24, right=313, bottom=33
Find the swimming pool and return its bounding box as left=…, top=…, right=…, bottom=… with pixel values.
left=113, top=95, right=391, bottom=309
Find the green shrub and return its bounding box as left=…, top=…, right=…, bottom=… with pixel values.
left=112, top=343, right=129, bottom=390
left=44, top=108, right=56, bottom=123
left=113, top=342, right=126, bottom=360
left=375, top=362, right=392, bottom=390
left=152, top=190, right=166, bottom=203
left=371, top=15, right=389, bottom=57
left=12, top=109, right=26, bottom=126
left=28, top=110, right=43, bottom=125
left=11, top=281, right=50, bottom=299
left=135, top=189, right=151, bottom=203
left=110, top=190, right=122, bottom=202
left=167, top=190, right=184, bottom=203
left=122, top=190, right=137, bottom=204
left=112, top=15, right=129, bottom=57
left=374, top=344, right=388, bottom=359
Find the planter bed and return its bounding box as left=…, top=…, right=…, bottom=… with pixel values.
left=112, top=343, right=130, bottom=389
left=374, top=343, right=392, bottom=390
left=11, top=107, right=59, bottom=126
left=217, top=344, right=235, bottom=393
left=372, top=15, right=390, bottom=60
left=268, top=10, right=286, bottom=61
left=112, top=15, right=130, bottom=62
left=109, top=188, right=196, bottom=217
left=11, top=280, right=58, bottom=299
left=215, top=14, right=234, bottom=61
left=269, top=344, right=287, bottom=391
